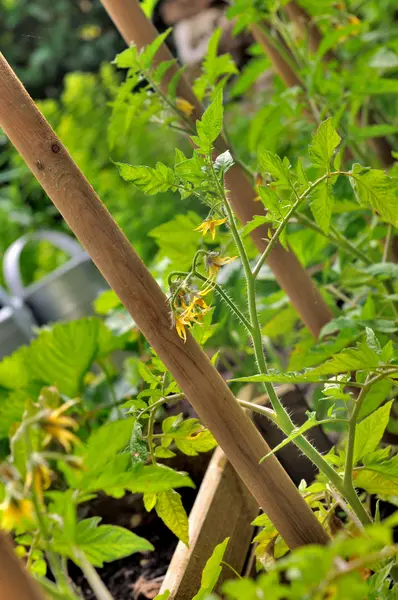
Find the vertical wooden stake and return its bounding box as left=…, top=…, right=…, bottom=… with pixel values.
left=0, top=53, right=329, bottom=549
left=0, top=532, right=46, bottom=600
left=100, top=0, right=333, bottom=338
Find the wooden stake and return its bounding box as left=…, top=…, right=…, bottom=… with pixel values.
left=0, top=532, right=46, bottom=600
left=0, top=53, right=329, bottom=549
left=100, top=0, right=333, bottom=338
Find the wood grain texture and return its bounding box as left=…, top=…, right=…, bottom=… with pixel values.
left=0, top=532, right=46, bottom=600
left=159, top=447, right=258, bottom=599
left=100, top=0, right=333, bottom=338
left=160, top=385, right=258, bottom=599
left=250, top=23, right=301, bottom=88
left=0, top=53, right=329, bottom=549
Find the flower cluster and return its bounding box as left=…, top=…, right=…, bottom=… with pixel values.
left=173, top=285, right=212, bottom=342
left=0, top=389, right=80, bottom=533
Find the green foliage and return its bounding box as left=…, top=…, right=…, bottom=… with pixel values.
left=155, top=489, right=189, bottom=545
left=192, top=538, right=230, bottom=600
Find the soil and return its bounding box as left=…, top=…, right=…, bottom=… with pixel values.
left=71, top=452, right=210, bottom=600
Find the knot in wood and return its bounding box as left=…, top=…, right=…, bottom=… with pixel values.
left=51, top=143, right=60, bottom=153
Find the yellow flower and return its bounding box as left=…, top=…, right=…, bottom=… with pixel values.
left=195, top=217, right=227, bottom=240
left=205, top=254, right=237, bottom=278
left=348, top=15, right=360, bottom=26
left=26, top=463, right=52, bottom=503
left=175, top=313, right=190, bottom=342
left=0, top=497, right=34, bottom=531
left=42, top=401, right=79, bottom=452
left=176, top=97, right=195, bottom=118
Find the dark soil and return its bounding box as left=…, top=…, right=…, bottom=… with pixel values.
left=71, top=452, right=210, bottom=600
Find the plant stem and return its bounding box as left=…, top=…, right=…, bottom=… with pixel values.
left=25, top=429, right=76, bottom=597
left=76, top=550, right=114, bottom=600
left=252, top=171, right=341, bottom=279
left=192, top=270, right=253, bottom=333
left=344, top=376, right=371, bottom=491
left=147, top=407, right=158, bottom=465
left=383, top=224, right=393, bottom=262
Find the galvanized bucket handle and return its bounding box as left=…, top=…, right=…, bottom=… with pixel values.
left=3, top=230, right=85, bottom=297
left=0, top=285, right=36, bottom=340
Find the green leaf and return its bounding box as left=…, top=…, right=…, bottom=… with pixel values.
left=260, top=413, right=329, bottom=463
left=55, top=519, right=153, bottom=567
left=193, top=90, right=224, bottom=150
left=359, top=380, right=393, bottom=419
left=349, top=164, right=398, bottom=226
left=0, top=390, right=27, bottom=437
left=115, top=162, right=175, bottom=195
left=27, top=319, right=99, bottom=397
left=362, top=262, right=398, bottom=280
left=143, top=492, right=157, bottom=512
left=241, top=215, right=271, bottom=238
left=258, top=185, right=283, bottom=218
left=130, top=464, right=195, bottom=493
left=155, top=490, right=189, bottom=545
left=93, top=289, right=121, bottom=315
left=140, top=29, right=172, bottom=70
left=354, top=401, right=394, bottom=465
left=192, top=537, right=229, bottom=600
left=309, top=118, right=341, bottom=170
left=0, top=347, right=30, bottom=390
left=175, top=430, right=217, bottom=456
left=130, top=421, right=148, bottom=466
left=154, top=591, right=171, bottom=600
left=258, top=151, right=291, bottom=188
left=354, top=455, right=398, bottom=496
left=309, top=180, right=334, bottom=234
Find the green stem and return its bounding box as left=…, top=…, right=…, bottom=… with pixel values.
left=76, top=550, right=114, bottom=600
left=252, top=171, right=342, bottom=279
left=192, top=270, right=253, bottom=333
left=25, top=430, right=75, bottom=597
left=147, top=407, right=158, bottom=465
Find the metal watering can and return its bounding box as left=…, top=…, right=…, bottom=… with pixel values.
left=3, top=230, right=108, bottom=325
left=0, top=286, right=36, bottom=359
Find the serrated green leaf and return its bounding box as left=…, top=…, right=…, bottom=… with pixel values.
left=0, top=347, right=30, bottom=390
left=354, top=401, right=394, bottom=465
left=259, top=151, right=291, bottom=188
left=27, top=318, right=99, bottom=397
left=140, top=29, right=172, bottom=70
left=129, top=464, right=195, bottom=493
left=0, top=390, right=27, bottom=437
left=309, top=118, right=341, bottom=170
left=354, top=455, right=398, bottom=496
left=349, top=164, right=398, bottom=226
left=241, top=215, right=271, bottom=238
left=55, top=519, right=153, bottom=567
left=143, top=492, right=157, bottom=512
left=130, top=421, right=148, bottom=466
left=358, top=380, right=393, bottom=419
left=155, top=489, right=189, bottom=545
left=192, top=537, right=229, bottom=600
left=194, top=90, right=224, bottom=150
left=309, top=179, right=334, bottom=234
left=115, top=162, right=175, bottom=195
left=113, top=45, right=138, bottom=69
left=175, top=430, right=217, bottom=456
left=155, top=446, right=176, bottom=458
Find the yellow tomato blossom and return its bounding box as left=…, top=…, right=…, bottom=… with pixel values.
left=176, top=97, right=195, bottom=118
left=195, top=217, right=227, bottom=240
left=348, top=15, right=360, bottom=26
left=26, top=463, right=52, bottom=503
left=0, top=497, right=34, bottom=531
left=42, top=401, right=79, bottom=452
left=205, top=254, right=237, bottom=278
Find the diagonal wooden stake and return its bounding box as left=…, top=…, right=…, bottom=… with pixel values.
left=0, top=532, right=46, bottom=600
left=0, top=53, right=329, bottom=549
left=100, top=0, right=333, bottom=338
